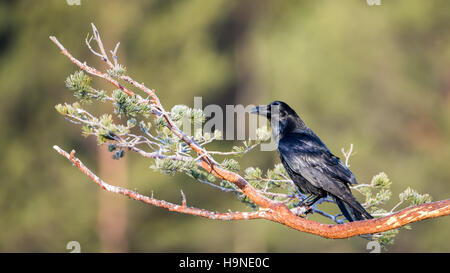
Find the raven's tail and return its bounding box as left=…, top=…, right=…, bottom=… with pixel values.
left=333, top=195, right=373, bottom=222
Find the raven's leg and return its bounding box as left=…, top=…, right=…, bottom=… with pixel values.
left=305, top=195, right=323, bottom=207
left=303, top=194, right=327, bottom=215
left=298, top=194, right=316, bottom=206
left=291, top=195, right=316, bottom=216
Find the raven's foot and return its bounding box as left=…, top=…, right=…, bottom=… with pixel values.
left=304, top=206, right=313, bottom=215
left=290, top=206, right=310, bottom=217
left=290, top=205, right=314, bottom=217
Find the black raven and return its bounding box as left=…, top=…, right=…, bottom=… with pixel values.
left=250, top=101, right=373, bottom=222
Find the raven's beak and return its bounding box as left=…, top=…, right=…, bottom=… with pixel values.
left=249, top=105, right=269, bottom=116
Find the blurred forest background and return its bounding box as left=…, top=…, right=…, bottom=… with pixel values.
left=1, top=0, right=449, bottom=252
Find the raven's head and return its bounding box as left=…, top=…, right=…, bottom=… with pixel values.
left=249, top=101, right=306, bottom=138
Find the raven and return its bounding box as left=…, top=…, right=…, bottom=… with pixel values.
left=250, top=101, right=373, bottom=222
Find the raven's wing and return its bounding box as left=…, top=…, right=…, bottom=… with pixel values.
left=278, top=132, right=357, bottom=198
left=278, top=132, right=373, bottom=221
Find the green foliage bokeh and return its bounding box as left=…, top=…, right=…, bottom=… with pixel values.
left=0, top=0, right=449, bottom=252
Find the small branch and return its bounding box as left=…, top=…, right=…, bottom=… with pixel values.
left=90, top=23, right=112, bottom=66
left=180, top=190, right=187, bottom=207
left=208, top=143, right=259, bottom=156
left=50, top=35, right=138, bottom=98
left=110, top=42, right=120, bottom=66
left=390, top=200, right=405, bottom=213
left=341, top=143, right=354, bottom=167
